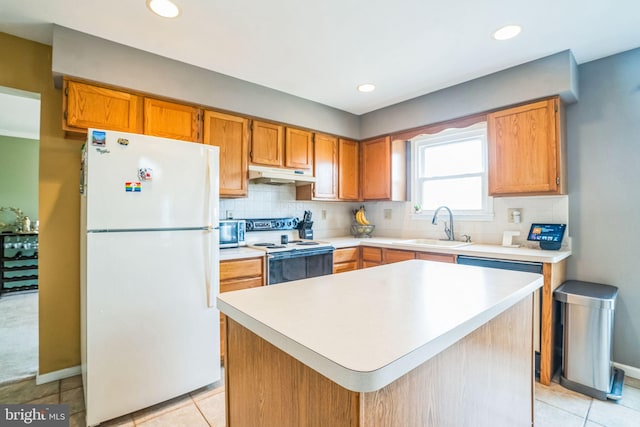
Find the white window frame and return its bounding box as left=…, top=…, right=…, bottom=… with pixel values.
left=410, top=122, right=494, bottom=221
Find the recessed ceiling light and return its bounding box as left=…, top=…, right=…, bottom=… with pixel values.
left=492, top=25, right=522, bottom=41
left=357, top=83, right=376, bottom=93
left=146, top=0, right=181, bottom=18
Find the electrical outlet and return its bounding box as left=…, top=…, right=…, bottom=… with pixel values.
left=384, top=209, right=392, bottom=220
left=321, top=210, right=327, bottom=220
left=226, top=210, right=234, bottom=219
left=507, top=208, right=523, bottom=224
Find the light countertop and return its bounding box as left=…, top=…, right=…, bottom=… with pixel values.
left=219, top=247, right=264, bottom=261
left=217, top=259, right=543, bottom=392
left=326, top=236, right=571, bottom=264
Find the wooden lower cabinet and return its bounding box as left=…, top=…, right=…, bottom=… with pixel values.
left=361, top=246, right=456, bottom=268
left=382, top=248, right=415, bottom=264
left=219, top=257, right=264, bottom=360
left=416, top=252, right=456, bottom=263
left=333, top=247, right=359, bottom=273
left=361, top=247, right=383, bottom=268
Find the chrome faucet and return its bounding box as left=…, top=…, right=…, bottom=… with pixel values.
left=431, top=206, right=454, bottom=241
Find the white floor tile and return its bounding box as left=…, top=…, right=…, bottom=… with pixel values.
left=535, top=380, right=592, bottom=418
left=534, top=400, right=585, bottom=427
left=588, top=398, right=640, bottom=427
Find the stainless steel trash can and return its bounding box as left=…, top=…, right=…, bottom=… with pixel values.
left=554, top=280, right=624, bottom=400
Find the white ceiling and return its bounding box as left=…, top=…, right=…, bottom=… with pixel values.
left=1, top=0, right=639, bottom=116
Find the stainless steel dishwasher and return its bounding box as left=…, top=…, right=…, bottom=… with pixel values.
left=456, top=255, right=544, bottom=375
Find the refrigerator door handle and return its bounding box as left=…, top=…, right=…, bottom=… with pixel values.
left=205, top=227, right=215, bottom=308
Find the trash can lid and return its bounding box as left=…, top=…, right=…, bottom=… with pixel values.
left=554, top=280, right=618, bottom=309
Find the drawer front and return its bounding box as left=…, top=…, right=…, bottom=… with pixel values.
left=333, top=261, right=359, bottom=274
left=383, top=249, right=415, bottom=264
left=220, top=257, right=263, bottom=281
left=362, top=261, right=382, bottom=269
left=333, top=247, right=359, bottom=263
left=220, top=276, right=263, bottom=293
left=361, top=247, right=382, bottom=262
left=415, top=252, right=456, bottom=263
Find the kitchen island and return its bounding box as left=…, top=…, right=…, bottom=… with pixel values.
left=217, top=260, right=543, bottom=426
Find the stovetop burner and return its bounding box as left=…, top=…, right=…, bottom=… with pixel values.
left=248, top=240, right=333, bottom=253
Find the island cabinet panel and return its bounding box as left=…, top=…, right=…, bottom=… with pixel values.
left=250, top=120, right=284, bottom=166
left=143, top=98, right=201, bottom=143
left=333, top=247, right=360, bottom=273
left=226, top=318, right=359, bottom=427
left=488, top=97, right=565, bottom=196
left=219, top=257, right=264, bottom=360
left=382, top=248, right=416, bottom=264
left=285, top=127, right=314, bottom=169
left=361, top=247, right=383, bottom=268
left=203, top=111, right=249, bottom=197
left=63, top=79, right=143, bottom=134
left=338, top=138, right=360, bottom=201
left=415, top=252, right=456, bottom=263
left=224, top=296, right=533, bottom=427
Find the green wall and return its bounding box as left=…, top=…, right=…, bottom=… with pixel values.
left=0, top=135, right=39, bottom=230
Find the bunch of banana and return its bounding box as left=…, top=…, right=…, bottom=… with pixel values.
left=354, top=206, right=370, bottom=225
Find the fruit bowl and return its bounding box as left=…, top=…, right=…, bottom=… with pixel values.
left=351, top=223, right=375, bottom=238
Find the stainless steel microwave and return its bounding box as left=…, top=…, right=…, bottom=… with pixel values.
left=219, top=220, right=246, bottom=248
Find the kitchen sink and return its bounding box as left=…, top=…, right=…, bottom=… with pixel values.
left=394, top=239, right=472, bottom=248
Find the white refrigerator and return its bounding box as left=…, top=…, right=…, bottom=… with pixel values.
left=80, top=129, right=220, bottom=426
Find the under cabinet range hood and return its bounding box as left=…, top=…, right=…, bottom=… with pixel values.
left=248, top=165, right=315, bottom=185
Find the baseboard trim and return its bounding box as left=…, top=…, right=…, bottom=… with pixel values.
left=36, top=365, right=81, bottom=385
left=613, top=362, right=640, bottom=380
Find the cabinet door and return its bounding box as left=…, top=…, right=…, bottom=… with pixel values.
left=382, top=249, right=415, bottom=264
left=251, top=120, right=284, bottom=166
left=64, top=79, right=142, bottom=133
left=361, top=136, right=391, bottom=200
left=285, top=127, right=313, bottom=169
left=338, top=138, right=359, bottom=200
left=203, top=111, right=249, bottom=197
left=144, top=98, right=201, bottom=142
left=416, top=252, right=456, bottom=263
left=313, top=133, right=338, bottom=199
left=361, top=247, right=382, bottom=264
left=488, top=98, right=561, bottom=195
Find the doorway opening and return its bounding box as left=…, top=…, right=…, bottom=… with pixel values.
left=0, top=85, right=41, bottom=385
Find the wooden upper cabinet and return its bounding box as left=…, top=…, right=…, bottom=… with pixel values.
left=250, top=120, right=284, bottom=166
left=361, top=136, right=391, bottom=199
left=312, top=133, right=338, bottom=199
left=361, top=136, right=406, bottom=201
left=488, top=97, right=565, bottom=196
left=338, top=138, right=359, bottom=201
left=203, top=111, right=249, bottom=198
left=63, top=79, right=143, bottom=134
left=143, top=98, right=201, bottom=143
left=285, top=127, right=313, bottom=169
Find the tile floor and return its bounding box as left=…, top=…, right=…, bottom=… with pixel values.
left=1, top=374, right=638, bottom=426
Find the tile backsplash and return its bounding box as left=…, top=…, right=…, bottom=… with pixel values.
left=364, top=196, right=570, bottom=248
left=220, top=184, right=569, bottom=248
left=219, top=183, right=360, bottom=242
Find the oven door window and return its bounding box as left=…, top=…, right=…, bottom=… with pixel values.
left=268, top=250, right=333, bottom=285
